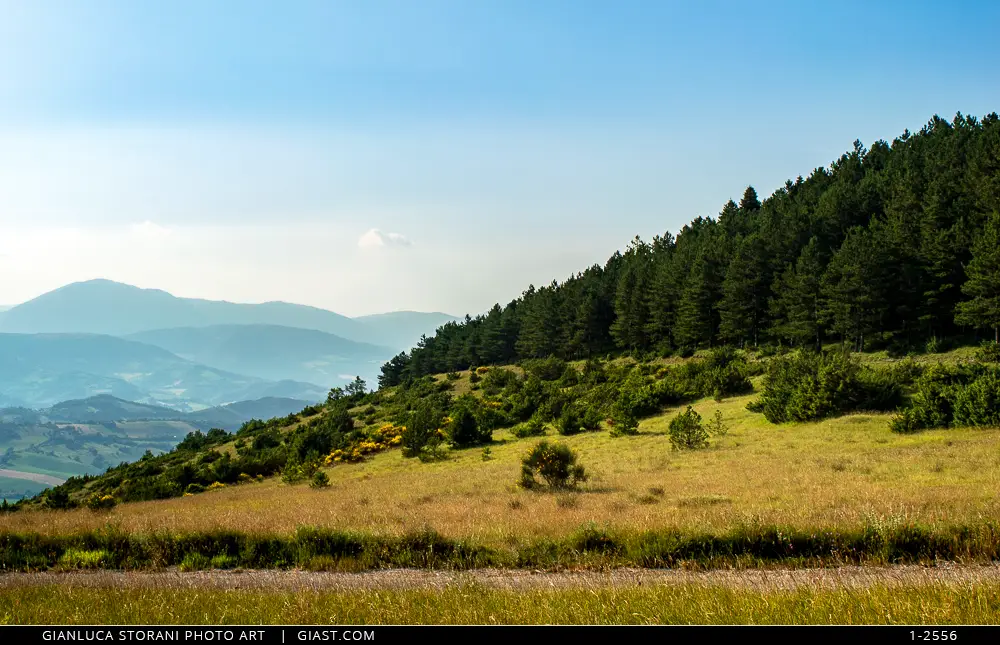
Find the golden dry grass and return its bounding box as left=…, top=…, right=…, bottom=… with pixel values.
left=5, top=393, right=1000, bottom=545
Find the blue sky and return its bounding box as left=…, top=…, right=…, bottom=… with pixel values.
left=0, top=0, right=998, bottom=315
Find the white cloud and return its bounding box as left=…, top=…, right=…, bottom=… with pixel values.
left=129, top=220, right=172, bottom=238
left=357, top=228, right=411, bottom=249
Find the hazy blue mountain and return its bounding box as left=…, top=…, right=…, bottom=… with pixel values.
left=43, top=394, right=182, bottom=423
left=0, top=279, right=370, bottom=340
left=0, top=280, right=457, bottom=350
left=126, top=324, right=392, bottom=387
left=184, top=396, right=312, bottom=429
left=0, top=333, right=325, bottom=409
left=352, top=311, right=460, bottom=351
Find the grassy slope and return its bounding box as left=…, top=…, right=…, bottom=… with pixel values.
left=5, top=352, right=999, bottom=543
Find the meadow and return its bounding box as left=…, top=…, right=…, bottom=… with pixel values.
left=4, top=392, right=999, bottom=545
left=5, top=577, right=1000, bottom=624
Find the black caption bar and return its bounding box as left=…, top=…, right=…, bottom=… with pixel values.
left=0, top=626, right=999, bottom=644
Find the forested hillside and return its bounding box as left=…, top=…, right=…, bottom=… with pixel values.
left=380, top=114, right=1000, bottom=387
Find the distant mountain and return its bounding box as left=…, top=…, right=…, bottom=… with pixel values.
left=184, top=396, right=312, bottom=429
left=352, top=311, right=460, bottom=351
left=126, top=324, right=392, bottom=387
left=43, top=393, right=182, bottom=423
left=0, top=333, right=325, bottom=409
left=27, top=393, right=313, bottom=430
left=0, top=280, right=454, bottom=350
left=0, top=279, right=369, bottom=340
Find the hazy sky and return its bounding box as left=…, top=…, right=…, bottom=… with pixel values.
left=1, top=1, right=998, bottom=316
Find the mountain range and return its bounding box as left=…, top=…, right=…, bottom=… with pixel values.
left=0, top=280, right=456, bottom=349
left=0, top=279, right=458, bottom=410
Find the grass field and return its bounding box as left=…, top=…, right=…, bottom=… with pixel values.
left=4, top=393, right=999, bottom=546
left=4, top=575, right=1000, bottom=624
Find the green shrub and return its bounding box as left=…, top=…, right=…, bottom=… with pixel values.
left=753, top=350, right=902, bottom=423
left=609, top=409, right=639, bottom=437
left=512, top=416, right=546, bottom=438
left=976, top=342, right=1000, bottom=363
left=706, top=409, right=729, bottom=436
left=519, top=441, right=587, bottom=490
left=952, top=369, right=1000, bottom=427
left=558, top=365, right=580, bottom=387
left=309, top=470, right=330, bottom=488
left=401, top=400, right=444, bottom=459
left=668, top=407, right=709, bottom=450
left=557, top=406, right=583, bottom=435
left=85, top=494, right=116, bottom=512
left=445, top=371, right=461, bottom=381
left=522, top=357, right=568, bottom=382
left=448, top=401, right=490, bottom=447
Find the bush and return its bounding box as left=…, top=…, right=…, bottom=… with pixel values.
left=446, top=371, right=461, bottom=381
left=976, top=342, right=1000, bottom=363
left=609, top=408, right=639, bottom=437
left=952, top=368, right=1000, bottom=427
left=522, top=357, right=568, bottom=382
left=309, top=470, right=330, bottom=488
left=85, top=494, right=116, bottom=512
left=447, top=402, right=490, bottom=447
left=558, top=365, right=580, bottom=387
left=668, top=406, right=709, bottom=450
left=557, top=406, right=583, bottom=435
left=512, top=416, right=546, bottom=438
left=401, top=400, right=444, bottom=458
left=706, top=409, right=729, bottom=436
left=752, top=350, right=902, bottom=423
left=519, top=441, right=587, bottom=490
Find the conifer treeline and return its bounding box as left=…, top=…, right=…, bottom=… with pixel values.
left=380, top=113, right=1000, bottom=388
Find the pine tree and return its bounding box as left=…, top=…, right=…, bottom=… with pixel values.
left=718, top=233, right=768, bottom=347
left=610, top=237, right=652, bottom=351
left=769, top=237, right=825, bottom=350
left=955, top=212, right=1000, bottom=343
left=673, top=254, right=717, bottom=349
left=739, top=186, right=761, bottom=212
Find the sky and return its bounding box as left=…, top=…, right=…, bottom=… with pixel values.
left=0, top=1, right=998, bottom=317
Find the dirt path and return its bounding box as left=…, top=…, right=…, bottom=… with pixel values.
left=3, top=565, right=1000, bottom=592
left=0, top=469, right=63, bottom=487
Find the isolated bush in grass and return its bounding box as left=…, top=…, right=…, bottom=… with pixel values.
left=309, top=470, right=330, bottom=489
left=706, top=409, right=729, bottom=436
left=519, top=441, right=587, bottom=490
left=668, top=406, right=709, bottom=450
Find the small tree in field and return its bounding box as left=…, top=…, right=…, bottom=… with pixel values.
left=668, top=406, right=709, bottom=450
left=519, top=441, right=587, bottom=490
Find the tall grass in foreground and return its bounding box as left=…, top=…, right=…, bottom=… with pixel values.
left=3, top=582, right=1000, bottom=624
left=5, top=522, right=1000, bottom=571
